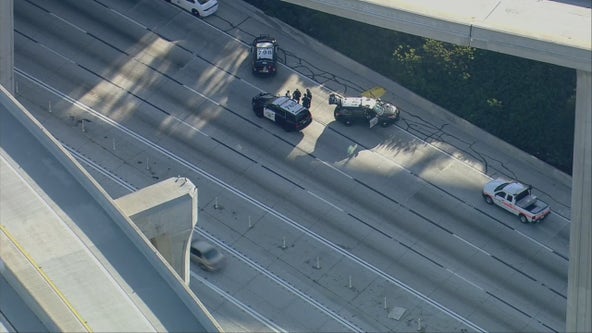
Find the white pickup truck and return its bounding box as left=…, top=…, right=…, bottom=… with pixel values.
left=482, top=178, right=551, bottom=223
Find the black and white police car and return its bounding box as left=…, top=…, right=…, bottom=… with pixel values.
left=329, top=93, right=400, bottom=128
left=252, top=93, right=312, bottom=131
left=251, top=35, right=279, bottom=76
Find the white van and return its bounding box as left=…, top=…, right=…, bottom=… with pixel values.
left=166, top=0, right=218, bottom=18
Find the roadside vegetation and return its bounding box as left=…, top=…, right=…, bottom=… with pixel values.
left=244, top=0, right=576, bottom=175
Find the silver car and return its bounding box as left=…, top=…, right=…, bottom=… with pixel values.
left=190, top=240, right=225, bottom=271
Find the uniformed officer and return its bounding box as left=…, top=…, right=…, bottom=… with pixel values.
left=302, top=95, right=311, bottom=108
left=292, top=88, right=302, bottom=103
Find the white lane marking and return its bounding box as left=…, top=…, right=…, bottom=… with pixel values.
left=453, top=234, right=491, bottom=256
left=63, top=144, right=137, bottom=192
left=514, top=230, right=555, bottom=252
left=190, top=272, right=287, bottom=333
left=66, top=139, right=356, bottom=332
left=50, top=12, right=88, bottom=33
left=196, top=229, right=363, bottom=332
left=307, top=190, right=344, bottom=212
left=319, top=159, right=354, bottom=178
left=446, top=268, right=484, bottom=291
left=107, top=7, right=148, bottom=30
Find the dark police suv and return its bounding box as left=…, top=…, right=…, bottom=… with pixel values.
left=251, top=35, right=279, bottom=76
left=252, top=93, right=312, bottom=131
left=329, top=93, right=400, bottom=128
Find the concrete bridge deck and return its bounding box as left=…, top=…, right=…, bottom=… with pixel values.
left=282, top=0, right=591, bottom=70
left=0, top=86, right=215, bottom=332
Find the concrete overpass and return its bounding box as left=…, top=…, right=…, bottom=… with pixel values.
left=0, top=1, right=222, bottom=331
left=0, top=84, right=221, bottom=332
left=279, top=1, right=591, bottom=331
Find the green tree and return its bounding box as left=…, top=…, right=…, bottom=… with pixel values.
left=243, top=0, right=576, bottom=174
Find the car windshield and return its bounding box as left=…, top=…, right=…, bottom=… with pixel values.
left=373, top=101, right=386, bottom=116
left=494, top=182, right=510, bottom=192
left=256, top=43, right=274, bottom=60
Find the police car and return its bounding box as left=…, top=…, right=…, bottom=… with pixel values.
left=252, top=92, right=312, bottom=131
left=251, top=35, right=279, bottom=75
left=329, top=93, right=400, bottom=128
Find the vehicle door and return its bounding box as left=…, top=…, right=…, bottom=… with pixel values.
left=494, top=191, right=516, bottom=214
left=363, top=108, right=378, bottom=128
left=275, top=108, right=287, bottom=127
left=349, top=108, right=364, bottom=123
left=285, top=112, right=298, bottom=128
left=263, top=104, right=277, bottom=122
left=494, top=191, right=509, bottom=209
left=503, top=194, right=520, bottom=214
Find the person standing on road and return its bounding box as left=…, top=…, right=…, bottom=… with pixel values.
left=292, top=88, right=302, bottom=103
left=306, top=89, right=312, bottom=103
left=302, top=94, right=311, bottom=109
left=285, top=90, right=291, bottom=97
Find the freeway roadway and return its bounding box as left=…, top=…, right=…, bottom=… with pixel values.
left=12, top=0, right=572, bottom=331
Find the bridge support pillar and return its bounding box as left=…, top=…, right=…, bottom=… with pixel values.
left=115, top=177, right=198, bottom=285
left=566, top=70, right=592, bottom=333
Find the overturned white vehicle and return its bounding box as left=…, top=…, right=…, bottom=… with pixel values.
left=329, top=93, right=400, bottom=128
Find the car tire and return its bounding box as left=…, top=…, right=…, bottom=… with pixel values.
left=380, top=121, right=391, bottom=127
left=344, top=119, right=352, bottom=126
left=484, top=195, right=493, bottom=205
left=519, top=214, right=528, bottom=224
left=191, top=9, right=200, bottom=17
